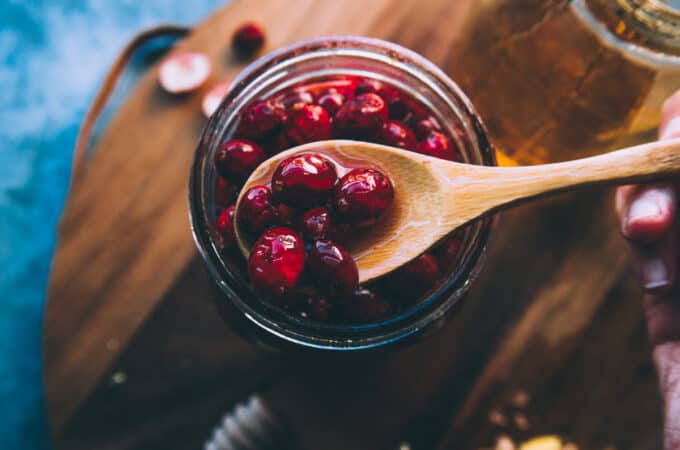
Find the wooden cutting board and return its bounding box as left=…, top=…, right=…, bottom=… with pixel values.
left=44, top=1, right=663, bottom=449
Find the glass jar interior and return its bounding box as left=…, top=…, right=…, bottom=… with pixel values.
left=190, top=37, right=495, bottom=350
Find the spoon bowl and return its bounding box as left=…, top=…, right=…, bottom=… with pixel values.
left=235, top=138, right=680, bottom=284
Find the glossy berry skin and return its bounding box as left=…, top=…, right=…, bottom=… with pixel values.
left=299, top=207, right=334, bottom=241
left=414, top=116, right=441, bottom=139
left=333, top=93, right=388, bottom=139
left=333, top=168, right=394, bottom=226
left=248, top=227, right=305, bottom=299
left=215, top=139, right=266, bottom=183
left=380, top=120, right=417, bottom=149
left=284, top=104, right=332, bottom=145
left=343, top=288, right=391, bottom=322
left=390, top=253, right=441, bottom=297
left=317, top=91, right=345, bottom=115
left=271, top=153, right=338, bottom=208
left=417, top=131, right=460, bottom=161
left=232, top=23, right=265, bottom=56
left=216, top=205, right=236, bottom=247
left=238, top=185, right=280, bottom=234
left=238, top=100, right=285, bottom=138
left=354, top=79, right=383, bottom=95
left=307, top=239, right=359, bottom=298
left=433, top=235, right=462, bottom=270
left=278, top=90, right=314, bottom=109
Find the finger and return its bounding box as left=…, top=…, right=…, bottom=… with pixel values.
left=616, top=183, right=676, bottom=242
left=626, top=226, right=676, bottom=293
left=652, top=342, right=680, bottom=449
left=618, top=184, right=677, bottom=293
left=660, top=89, right=680, bottom=139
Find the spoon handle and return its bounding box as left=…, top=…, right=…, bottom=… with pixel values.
left=453, top=138, right=680, bottom=212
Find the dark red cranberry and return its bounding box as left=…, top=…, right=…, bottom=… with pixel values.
left=333, top=93, right=388, bottom=139
left=271, top=153, right=338, bottom=208
left=433, top=235, right=462, bottom=270
left=303, top=295, right=331, bottom=321
left=387, top=97, right=407, bottom=120
left=278, top=90, right=314, bottom=109
left=415, top=116, right=442, bottom=139
left=232, top=23, right=265, bottom=56
left=355, top=79, right=383, bottom=95
left=238, top=100, right=285, bottom=138
left=307, top=239, right=359, bottom=297
left=238, top=185, right=279, bottom=233
left=380, top=120, right=417, bottom=149
left=215, top=177, right=236, bottom=207
left=417, top=131, right=460, bottom=161
left=216, top=205, right=236, bottom=247
left=248, top=227, right=305, bottom=299
left=343, top=288, right=391, bottom=322
left=215, top=139, right=266, bottom=183
left=299, top=207, right=334, bottom=241
left=333, top=168, right=394, bottom=226
left=317, top=90, right=345, bottom=115
left=277, top=204, right=299, bottom=227
left=390, top=253, right=441, bottom=297
left=284, top=104, right=332, bottom=145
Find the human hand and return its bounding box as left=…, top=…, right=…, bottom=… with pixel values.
left=616, top=90, right=680, bottom=449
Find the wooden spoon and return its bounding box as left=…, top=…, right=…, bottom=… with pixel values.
left=234, top=139, right=680, bottom=284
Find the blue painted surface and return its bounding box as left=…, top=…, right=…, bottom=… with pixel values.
left=0, top=1, right=224, bottom=448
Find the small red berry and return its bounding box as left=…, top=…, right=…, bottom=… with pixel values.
left=238, top=100, right=285, bottom=138
left=417, top=131, right=460, bottom=161
left=238, top=185, right=279, bottom=233
left=390, top=253, right=441, bottom=297
left=299, top=207, right=334, bottom=241
left=387, top=97, right=407, bottom=120
left=215, top=177, right=236, bottom=207
left=414, top=116, right=442, bottom=139
left=284, top=104, right=332, bottom=145
left=271, top=153, right=338, bottom=208
left=277, top=204, right=299, bottom=227
left=307, top=239, right=359, bottom=298
left=433, top=235, right=462, bottom=270
left=333, top=93, right=388, bottom=139
left=215, top=139, right=266, bottom=183
left=248, top=227, right=305, bottom=299
left=278, top=90, right=314, bottom=110
left=318, top=90, right=345, bottom=115
left=354, top=79, right=383, bottom=95
left=343, top=288, right=391, bottom=322
left=216, top=205, right=236, bottom=247
left=232, top=23, right=265, bottom=56
left=380, top=120, right=417, bottom=149
left=303, top=295, right=331, bottom=321
left=333, top=168, right=394, bottom=226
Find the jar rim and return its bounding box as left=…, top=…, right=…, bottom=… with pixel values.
left=189, top=36, right=496, bottom=350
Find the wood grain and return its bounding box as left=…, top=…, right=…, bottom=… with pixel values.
left=235, top=139, right=680, bottom=284
left=44, top=0, right=663, bottom=448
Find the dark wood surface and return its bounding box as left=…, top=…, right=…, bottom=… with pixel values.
left=44, top=1, right=663, bottom=449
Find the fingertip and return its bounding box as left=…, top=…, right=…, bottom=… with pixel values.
left=622, top=185, right=676, bottom=242
left=660, top=89, right=680, bottom=139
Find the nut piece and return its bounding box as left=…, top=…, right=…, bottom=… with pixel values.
left=519, top=436, right=561, bottom=450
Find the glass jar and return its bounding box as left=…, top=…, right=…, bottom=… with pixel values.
left=189, top=37, right=496, bottom=351
left=450, top=0, right=680, bottom=165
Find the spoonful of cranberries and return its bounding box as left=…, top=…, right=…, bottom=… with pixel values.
left=234, top=138, right=680, bottom=284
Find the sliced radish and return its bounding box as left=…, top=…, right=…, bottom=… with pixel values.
left=158, top=52, right=211, bottom=94
left=202, top=81, right=232, bottom=117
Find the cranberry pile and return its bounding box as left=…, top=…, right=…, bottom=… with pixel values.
left=213, top=76, right=466, bottom=324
